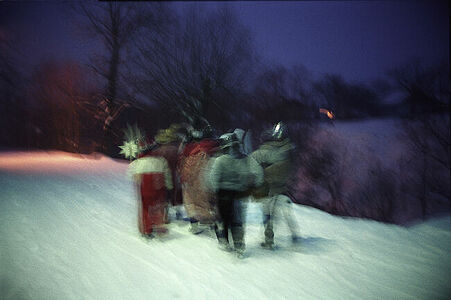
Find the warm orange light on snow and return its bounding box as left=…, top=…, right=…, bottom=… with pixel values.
left=0, top=151, right=127, bottom=174
left=0, top=153, right=79, bottom=167
left=319, top=108, right=334, bottom=119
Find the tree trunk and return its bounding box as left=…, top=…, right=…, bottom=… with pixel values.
left=103, top=28, right=121, bottom=155
left=420, top=149, right=427, bottom=219
left=328, top=181, right=341, bottom=215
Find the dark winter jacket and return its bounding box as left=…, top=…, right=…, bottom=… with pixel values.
left=208, top=153, right=264, bottom=193
left=251, top=138, right=295, bottom=196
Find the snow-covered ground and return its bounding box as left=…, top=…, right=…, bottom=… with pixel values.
left=300, top=118, right=449, bottom=223
left=326, top=118, right=406, bottom=165
left=1, top=151, right=450, bottom=299
left=316, top=118, right=407, bottom=178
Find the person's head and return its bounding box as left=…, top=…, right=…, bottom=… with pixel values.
left=233, top=128, right=245, bottom=143
left=202, top=124, right=214, bottom=139
left=189, top=128, right=204, bottom=141
left=155, top=128, right=178, bottom=145
left=260, top=128, right=273, bottom=142
left=140, top=140, right=158, bottom=155
left=188, top=123, right=215, bottom=141
left=219, top=132, right=239, bottom=150
left=270, top=121, right=288, bottom=141
left=172, top=123, right=190, bottom=142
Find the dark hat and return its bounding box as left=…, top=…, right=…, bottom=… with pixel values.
left=219, top=132, right=239, bottom=149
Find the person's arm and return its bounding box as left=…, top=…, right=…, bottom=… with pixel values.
left=127, top=159, right=140, bottom=182
left=251, top=148, right=269, bottom=165
left=162, top=158, right=173, bottom=190
left=208, top=156, right=223, bottom=192
left=249, top=156, right=264, bottom=187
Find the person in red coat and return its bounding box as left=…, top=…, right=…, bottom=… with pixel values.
left=178, top=126, right=220, bottom=234
left=129, top=143, right=173, bottom=238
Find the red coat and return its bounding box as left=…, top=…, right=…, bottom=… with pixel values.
left=129, top=149, right=173, bottom=235
left=178, top=139, right=219, bottom=222
left=151, top=143, right=183, bottom=206
left=180, top=139, right=219, bottom=182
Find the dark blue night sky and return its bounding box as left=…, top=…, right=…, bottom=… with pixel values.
left=0, top=1, right=449, bottom=82
left=230, top=1, right=449, bottom=81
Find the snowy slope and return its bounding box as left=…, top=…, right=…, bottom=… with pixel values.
left=299, top=118, right=433, bottom=223
left=1, top=151, right=450, bottom=300
left=315, top=118, right=406, bottom=180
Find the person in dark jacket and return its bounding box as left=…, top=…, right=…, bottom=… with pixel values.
left=208, top=131, right=263, bottom=257
left=251, top=122, right=301, bottom=249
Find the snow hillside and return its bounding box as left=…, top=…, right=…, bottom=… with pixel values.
left=299, top=118, right=448, bottom=224
left=324, top=118, right=406, bottom=166
left=315, top=118, right=406, bottom=180
left=1, top=151, right=450, bottom=300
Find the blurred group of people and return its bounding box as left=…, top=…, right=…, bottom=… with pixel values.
left=128, top=121, right=301, bottom=258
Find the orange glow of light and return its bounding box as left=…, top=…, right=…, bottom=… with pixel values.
left=0, top=152, right=79, bottom=166
left=0, top=152, right=81, bottom=173
left=0, top=151, right=125, bottom=174
left=0, top=151, right=111, bottom=173
left=319, top=108, right=334, bottom=119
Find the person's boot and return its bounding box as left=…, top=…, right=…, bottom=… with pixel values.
left=260, top=241, right=275, bottom=250
left=218, top=238, right=233, bottom=252
left=175, top=210, right=182, bottom=220
left=189, top=221, right=204, bottom=234
left=235, top=248, right=246, bottom=259
left=154, top=226, right=168, bottom=237
left=219, top=243, right=233, bottom=252
left=141, top=232, right=155, bottom=240
left=291, top=235, right=302, bottom=244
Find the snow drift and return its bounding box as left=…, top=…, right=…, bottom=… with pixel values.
left=0, top=151, right=450, bottom=299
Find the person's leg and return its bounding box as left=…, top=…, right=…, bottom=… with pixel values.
left=262, top=195, right=277, bottom=247
left=231, top=196, right=245, bottom=252
left=280, top=194, right=301, bottom=242
left=215, top=190, right=236, bottom=252
left=173, top=185, right=183, bottom=220
left=214, top=190, right=230, bottom=243
left=139, top=177, right=153, bottom=235
left=182, top=186, right=194, bottom=220
left=141, top=195, right=153, bottom=235
left=149, top=186, right=168, bottom=235
left=161, top=187, right=171, bottom=223
left=189, top=217, right=201, bottom=234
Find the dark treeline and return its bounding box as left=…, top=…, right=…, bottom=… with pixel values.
left=1, top=3, right=448, bottom=154
left=0, top=3, right=449, bottom=224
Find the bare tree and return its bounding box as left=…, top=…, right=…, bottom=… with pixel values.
left=76, top=2, right=141, bottom=103
left=399, top=115, right=450, bottom=218
left=253, top=64, right=314, bottom=105
left=388, top=59, right=448, bottom=117
left=313, top=74, right=381, bottom=119
left=357, top=161, right=396, bottom=223
left=250, top=64, right=316, bottom=127
left=299, top=136, right=348, bottom=215
left=74, top=1, right=152, bottom=153
left=391, top=60, right=450, bottom=218
left=0, top=27, right=28, bottom=148
left=31, top=61, right=95, bottom=152
left=131, top=6, right=256, bottom=130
